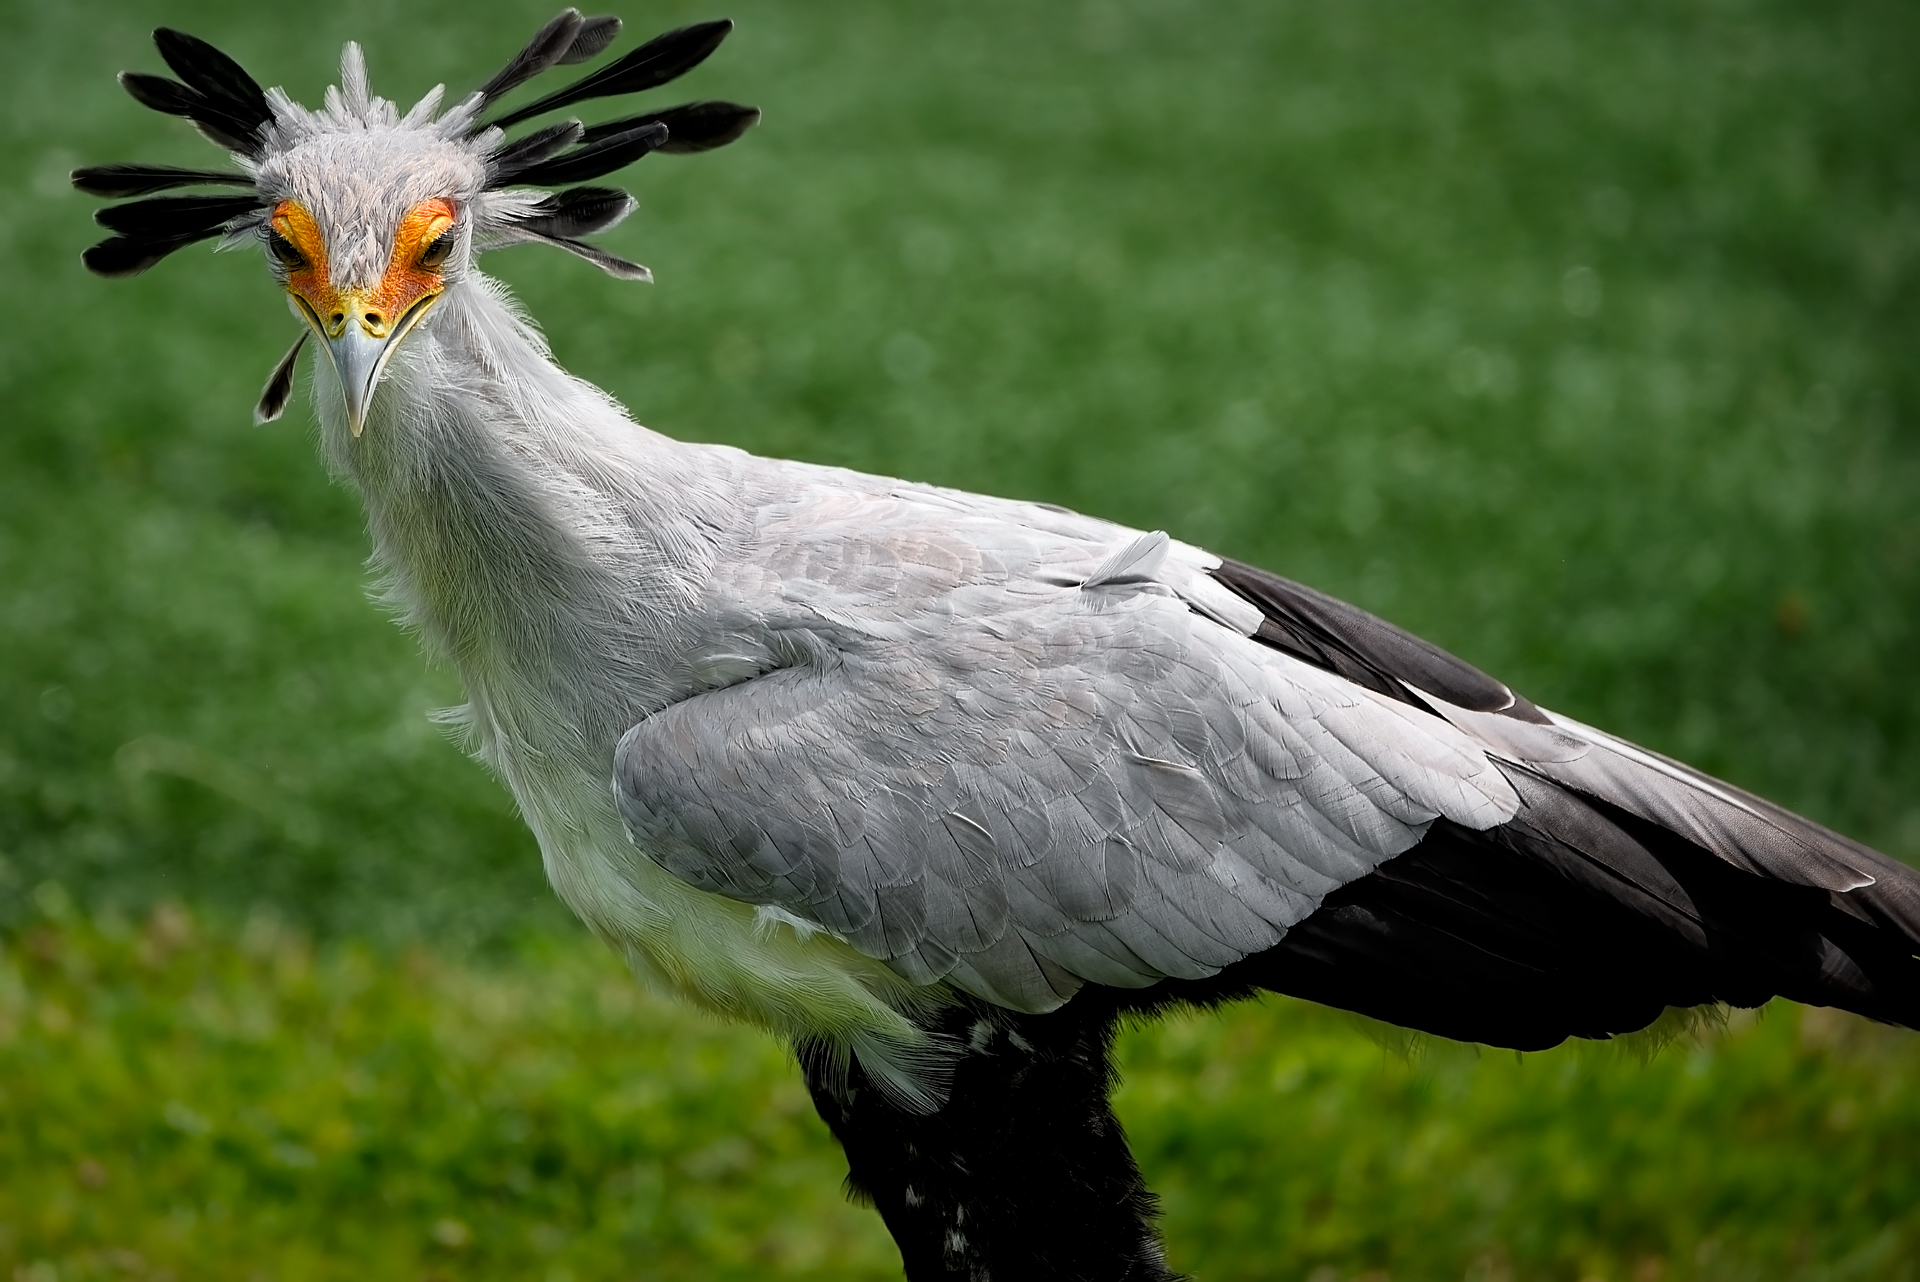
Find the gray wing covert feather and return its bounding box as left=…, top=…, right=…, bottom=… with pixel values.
left=614, top=589, right=1519, bottom=1013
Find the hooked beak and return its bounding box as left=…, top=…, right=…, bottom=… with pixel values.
left=296, top=292, right=440, bottom=437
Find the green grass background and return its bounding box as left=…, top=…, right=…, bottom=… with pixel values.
left=2, top=0, right=1918, bottom=1277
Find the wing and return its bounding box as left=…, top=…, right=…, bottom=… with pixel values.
left=1207, top=556, right=1920, bottom=910
left=615, top=475, right=1920, bottom=1037
left=613, top=488, right=1520, bottom=1013
left=1203, top=557, right=1920, bottom=1043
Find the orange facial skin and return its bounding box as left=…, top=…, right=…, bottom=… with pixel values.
left=272, top=197, right=456, bottom=339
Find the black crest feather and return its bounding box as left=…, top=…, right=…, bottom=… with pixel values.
left=119, top=72, right=251, bottom=153
left=489, top=20, right=734, bottom=129
left=489, top=120, right=587, bottom=184
left=506, top=122, right=668, bottom=187
left=520, top=231, right=652, bottom=281
left=560, top=15, right=623, bottom=65
left=84, top=193, right=256, bottom=278
left=520, top=186, right=636, bottom=240
left=82, top=234, right=205, bottom=278
left=255, top=331, right=307, bottom=424
left=71, top=163, right=252, bottom=198
left=118, top=30, right=269, bottom=156
left=476, top=15, right=755, bottom=195
left=153, top=28, right=270, bottom=132
left=581, top=100, right=760, bottom=154
left=475, top=9, right=588, bottom=105
left=93, top=193, right=258, bottom=239
left=81, top=30, right=268, bottom=278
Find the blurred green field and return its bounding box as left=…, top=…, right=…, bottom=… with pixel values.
left=3, top=0, right=1918, bottom=1277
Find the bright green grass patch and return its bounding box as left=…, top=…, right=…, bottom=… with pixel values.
left=1, top=895, right=900, bottom=1281
left=7, top=903, right=1919, bottom=1280
left=1121, top=1007, right=1920, bottom=1281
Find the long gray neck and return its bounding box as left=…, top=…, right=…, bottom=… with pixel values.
left=311, top=273, right=746, bottom=767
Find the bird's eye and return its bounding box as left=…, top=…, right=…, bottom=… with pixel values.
left=268, top=231, right=306, bottom=270
left=418, top=233, right=454, bottom=270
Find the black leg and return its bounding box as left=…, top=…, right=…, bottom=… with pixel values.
left=801, top=1002, right=1182, bottom=1282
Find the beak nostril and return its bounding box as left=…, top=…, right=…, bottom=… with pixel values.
left=366, top=312, right=382, bottom=326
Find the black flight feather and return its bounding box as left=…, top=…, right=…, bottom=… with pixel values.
left=152, top=28, right=270, bottom=138
left=1232, top=787, right=1920, bottom=1048
left=1210, top=557, right=1549, bottom=722
left=474, top=9, right=586, bottom=107
left=82, top=233, right=211, bottom=278
left=580, top=100, right=760, bottom=154
left=93, top=193, right=257, bottom=240
left=519, top=186, right=634, bottom=239
left=488, top=120, right=585, bottom=184
left=560, top=15, right=623, bottom=64
left=72, top=163, right=253, bottom=198
left=489, top=20, right=734, bottom=130
left=507, top=122, right=668, bottom=187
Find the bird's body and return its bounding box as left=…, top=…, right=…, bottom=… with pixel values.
left=341, top=268, right=1503, bottom=1091
left=79, top=15, right=1920, bottom=1279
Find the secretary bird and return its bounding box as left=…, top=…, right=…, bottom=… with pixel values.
left=78, top=14, right=1920, bottom=1280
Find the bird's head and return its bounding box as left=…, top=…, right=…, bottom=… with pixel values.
left=75, top=12, right=758, bottom=436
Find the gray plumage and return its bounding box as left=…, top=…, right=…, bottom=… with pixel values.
left=612, top=483, right=1522, bottom=1013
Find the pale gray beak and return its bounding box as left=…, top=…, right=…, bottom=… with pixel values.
left=324, top=326, right=388, bottom=438
left=301, top=292, right=441, bottom=438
